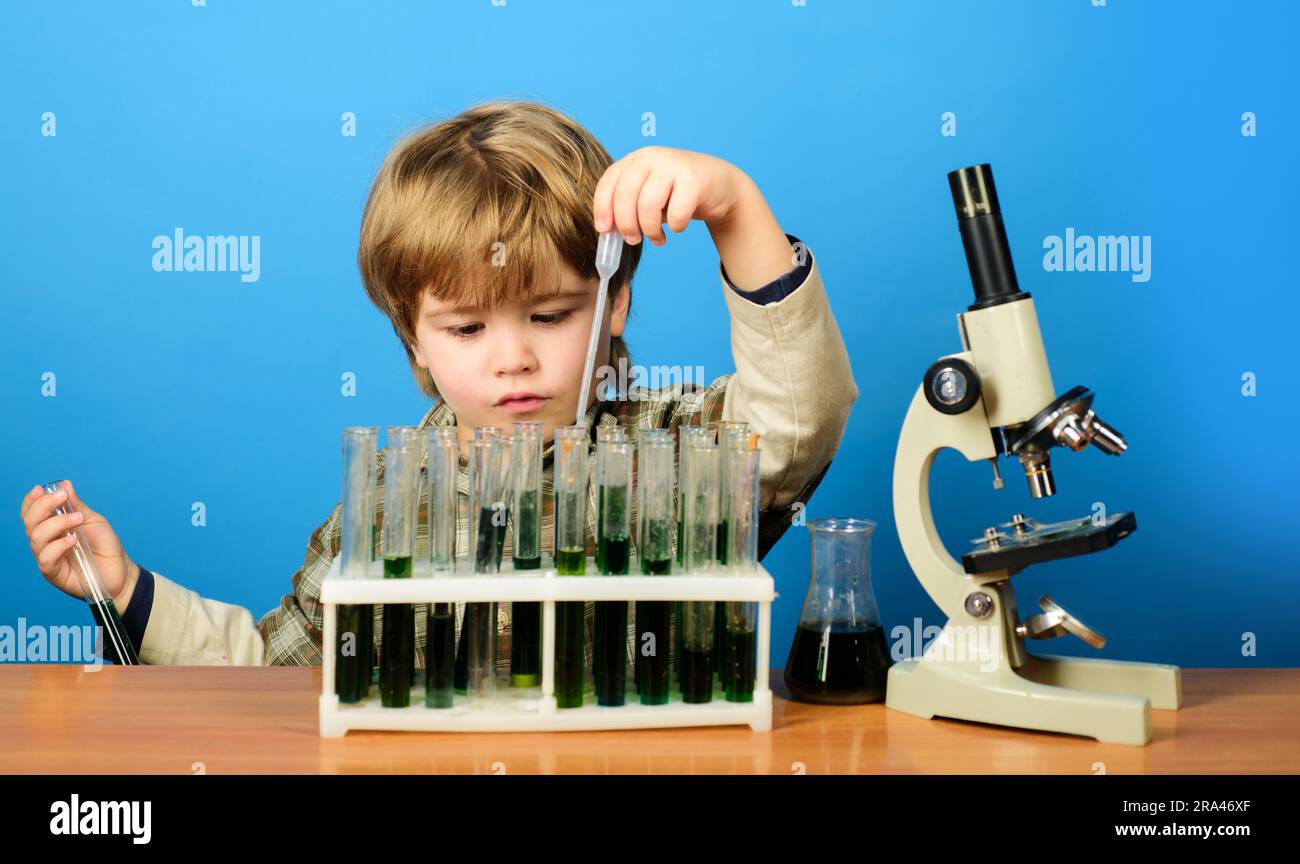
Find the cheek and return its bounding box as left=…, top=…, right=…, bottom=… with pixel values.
left=546, top=323, right=595, bottom=384
left=418, top=334, right=479, bottom=401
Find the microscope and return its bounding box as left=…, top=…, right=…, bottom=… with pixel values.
left=884, top=164, right=1181, bottom=746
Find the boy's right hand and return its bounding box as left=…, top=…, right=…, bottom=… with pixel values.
left=20, top=481, right=139, bottom=611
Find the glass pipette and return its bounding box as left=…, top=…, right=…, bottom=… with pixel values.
left=575, top=231, right=625, bottom=424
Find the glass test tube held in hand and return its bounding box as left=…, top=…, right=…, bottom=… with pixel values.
left=337, top=428, right=378, bottom=703
left=509, top=422, right=544, bottom=688
left=723, top=434, right=761, bottom=702
left=424, top=427, right=458, bottom=708
left=680, top=438, right=719, bottom=703
left=41, top=482, right=139, bottom=666
left=595, top=438, right=632, bottom=706
left=553, top=425, right=589, bottom=708
left=636, top=432, right=675, bottom=705
left=466, top=434, right=507, bottom=706
left=380, top=426, right=420, bottom=708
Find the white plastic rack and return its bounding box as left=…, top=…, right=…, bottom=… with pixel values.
left=318, top=556, right=775, bottom=736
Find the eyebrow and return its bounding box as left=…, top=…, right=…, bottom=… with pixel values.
left=424, top=288, right=591, bottom=320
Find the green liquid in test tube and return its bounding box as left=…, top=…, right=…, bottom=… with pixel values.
left=424, top=427, right=457, bottom=708
left=509, top=422, right=543, bottom=688
left=636, top=432, right=675, bottom=705
left=595, top=439, right=632, bottom=706
left=379, top=426, right=419, bottom=708
left=335, top=428, right=377, bottom=703
left=553, top=426, right=589, bottom=708
left=680, top=437, right=718, bottom=703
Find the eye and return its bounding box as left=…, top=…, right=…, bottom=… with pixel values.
left=532, top=310, right=572, bottom=326
left=444, top=323, right=483, bottom=340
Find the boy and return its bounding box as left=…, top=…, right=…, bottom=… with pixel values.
left=21, top=100, right=856, bottom=667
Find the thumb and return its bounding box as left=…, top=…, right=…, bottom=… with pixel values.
left=62, top=480, right=101, bottom=521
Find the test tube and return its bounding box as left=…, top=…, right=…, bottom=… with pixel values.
left=509, top=422, right=543, bottom=688
left=674, top=424, right=711, bottom=693
left=337, top=427, right=377, bottom=702
left=476, top=426, right=508, bottom=568
left=380, top=426, right=419, bottom=708
left=591, top=424, right=626, bottom=701
left=424, top=426, right=457, bottom=708
left=724, top=434, right=761, bottom=702
left=714, top=421, right=750, bottom=681
left=680, top=438, right=719, bottom=703
left=595, top=438, right=632, bottom=706
left=594, top=424, right=626, bottom=573
left=41, top=481, right=139, bottom=666
left=636, top=433, right=675, bottom=705
left=465, top=433, right=506, bottom=705
left=553, top=425, right=589, bottom=708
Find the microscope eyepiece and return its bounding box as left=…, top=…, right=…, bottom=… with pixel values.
left=948, top=164, right=1003, bottom=220
left=947, top=163, right=1029, bottom=311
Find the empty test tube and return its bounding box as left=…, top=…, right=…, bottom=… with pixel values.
left=636, top=432, right=675, bottom=705
left=680, top=437, right=719, bottom=703
left=42, top=481, right=139, bottom=666
left=553, top=425, right=589, bottom=708
left=380, top=426, right=420, bottom=708
left=337, top=427, right=378, bottom=702
left=424, top=426, right=457, bottom=708
left=509, top=421, right=544, bottom=688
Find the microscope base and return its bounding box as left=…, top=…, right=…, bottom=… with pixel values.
left=886, top=645, right=1182, bottom=745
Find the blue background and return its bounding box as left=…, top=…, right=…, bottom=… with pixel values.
left=2, top=0, right=1296, bottom=668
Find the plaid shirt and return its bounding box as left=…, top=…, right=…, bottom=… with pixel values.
left=257, top=377, right=831, bottom=669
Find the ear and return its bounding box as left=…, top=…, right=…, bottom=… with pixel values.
left=608, top=281, right=632, bottom=339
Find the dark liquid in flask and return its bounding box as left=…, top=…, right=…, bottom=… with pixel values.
left=784, top=622, right=891, bottom=704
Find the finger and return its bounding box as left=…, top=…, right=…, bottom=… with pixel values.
left=19, top=484, right=44, bottom=522
left=592, top=159, right=627, bottom=233
left=22, top=484, right=68, bottom=534
left=638, top=173, right=674, bottom=246
left=664, top=177, right=699, bottom=234
left=37, top=532, right=78, bottom=574
left=30, top=511, right=84, bottom=556
left=612, top=161, right=653, bottom=245
left=63, top=479, right=97, bottom=519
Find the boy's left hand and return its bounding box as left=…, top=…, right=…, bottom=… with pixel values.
left=593, top=146, right=747, bottom=247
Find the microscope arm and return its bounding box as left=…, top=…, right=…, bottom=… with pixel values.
left=892, top=350, right=998, bottom=620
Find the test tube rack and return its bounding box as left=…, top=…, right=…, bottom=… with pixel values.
left=318, top=555, right=775, bottom=737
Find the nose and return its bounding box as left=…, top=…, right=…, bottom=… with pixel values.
left=490, top=323, right=539, bottom=379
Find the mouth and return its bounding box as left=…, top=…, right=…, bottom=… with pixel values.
left=496, top=392, right=549, bottom=414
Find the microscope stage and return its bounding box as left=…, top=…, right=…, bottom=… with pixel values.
left=962, top=511, right=1137, bottom=576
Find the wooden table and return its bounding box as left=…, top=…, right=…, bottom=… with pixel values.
left=2, top=666, right=1296, bottom=774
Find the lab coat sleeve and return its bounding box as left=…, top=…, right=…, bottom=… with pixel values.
left=719, top=243, right=858, bottom=516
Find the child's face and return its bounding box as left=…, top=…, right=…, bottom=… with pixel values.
left=412, top=259, right=630, bottom=447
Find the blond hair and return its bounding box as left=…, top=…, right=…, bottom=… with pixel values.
left=358, top=100, right=641, bottom=399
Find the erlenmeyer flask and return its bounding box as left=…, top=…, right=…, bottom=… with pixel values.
left=784, top=518, right=891, bottom=704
